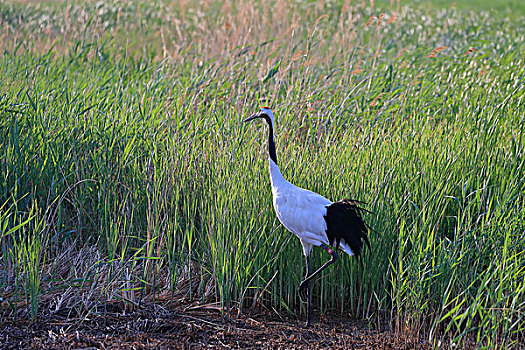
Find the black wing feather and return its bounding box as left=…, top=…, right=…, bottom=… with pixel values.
left=324, top=199, right=371, bottom=258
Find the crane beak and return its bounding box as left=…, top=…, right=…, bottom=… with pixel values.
left=243, top=114, right=261, bottom=123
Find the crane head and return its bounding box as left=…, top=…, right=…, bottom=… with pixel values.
left=243, top=107, right=274, bottom=125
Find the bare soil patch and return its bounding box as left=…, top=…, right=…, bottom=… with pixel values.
left=1, top=303, right=429, bottom=349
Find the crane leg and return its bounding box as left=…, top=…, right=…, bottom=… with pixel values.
left=299, top=244, right=338, bottom=310
left=304, top=255, right=312, bottom=327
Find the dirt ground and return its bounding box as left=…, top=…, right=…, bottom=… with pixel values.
left=1, top=303, right=430, bottom=349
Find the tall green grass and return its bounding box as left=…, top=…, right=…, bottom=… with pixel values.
left=1, top=0, right=524, bottom=347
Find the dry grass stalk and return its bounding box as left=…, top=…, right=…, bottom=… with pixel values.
left=428, top=46, right=448, bottom=58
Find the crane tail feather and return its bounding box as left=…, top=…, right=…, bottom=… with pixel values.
left=324, top=199, right=371, bottom=258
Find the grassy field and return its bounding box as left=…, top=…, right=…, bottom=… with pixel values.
left=1, top=0, right=524, bottom=348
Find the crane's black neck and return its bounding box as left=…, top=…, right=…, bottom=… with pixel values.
left=262, top=114, right=277, bottom=165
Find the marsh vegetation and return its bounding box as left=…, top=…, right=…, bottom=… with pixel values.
left=0, top=0, right=524, bottom=347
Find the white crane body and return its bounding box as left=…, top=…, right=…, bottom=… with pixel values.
left=269, top=159, right=354, bottom=257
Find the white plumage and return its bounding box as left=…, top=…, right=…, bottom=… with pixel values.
left=244, top=107, right=370, bottom=326
left=269, top=160, right=354, bottom=257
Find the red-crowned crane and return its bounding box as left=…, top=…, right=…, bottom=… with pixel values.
left=244, top=107, right=371, bottom=326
